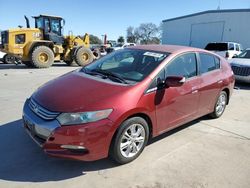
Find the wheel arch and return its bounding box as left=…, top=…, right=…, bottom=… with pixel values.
left=29, top=41, right=54, bottom=57
left=108, top=112, right=153, bottom=155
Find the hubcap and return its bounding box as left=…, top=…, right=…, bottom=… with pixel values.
left=120, top=124, right=145, bottom=158
left=82, top=53, right=89, bottom=61
left=216, top=93, right=226, bottom=116
left=38, top=52, right=49, bottom=63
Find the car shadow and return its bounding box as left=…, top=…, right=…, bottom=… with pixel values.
left=148, top=116, right=209, bottom=145
left=0, top=62, right=78, bottom=69
left=0, top=116, right=210, bottom=182
left=0, top=119, right=117, bottom=182
left=234, top=82, right=250, bottom=90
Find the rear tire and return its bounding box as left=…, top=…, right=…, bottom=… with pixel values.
left=31, top=46, right=54, bottom=68
left=92, top=49, right=101, bottom=59
left=110, top=117, right=149, bottom=164
left=209, top=91, right=227, bottom=119
left=3, top=54, right=15, bottom=64
left=74, top=47, right=94, bottom=66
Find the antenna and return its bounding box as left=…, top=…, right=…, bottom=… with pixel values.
left=217, top=0, right=221, bottom=10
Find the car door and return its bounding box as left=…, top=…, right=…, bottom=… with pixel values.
left=151, top=53, right=201, bottom=133
left=197, top=53, right=222, bottom=116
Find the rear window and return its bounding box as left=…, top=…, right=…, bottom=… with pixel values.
left=205, top=43, right=228, bottom=51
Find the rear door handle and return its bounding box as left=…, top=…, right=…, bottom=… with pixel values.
left=217, top=80, right=223, bottom=84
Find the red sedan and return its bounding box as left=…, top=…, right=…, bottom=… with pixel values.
left=23, top=45, right=235, bottom=164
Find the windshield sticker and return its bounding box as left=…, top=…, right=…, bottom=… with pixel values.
left=143, top=52, right=164, bottom=58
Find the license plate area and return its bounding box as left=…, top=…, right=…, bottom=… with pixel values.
left=23, top=116, right=46, bottom=146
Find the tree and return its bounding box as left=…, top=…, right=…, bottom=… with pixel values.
left=117, top=36, right=125, bottom=43
left=89, top=34, right=102, bottom=44
left=126, top=26, right=136, bottom=43
left=126, top=22, right=160, bottom=44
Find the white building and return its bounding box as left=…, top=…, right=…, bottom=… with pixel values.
left=162, top=9, right=250, bottom=49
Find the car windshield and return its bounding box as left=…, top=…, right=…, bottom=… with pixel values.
left=83, top=49, right=169, bottom=83
left=237, top=50, right=250, bottom=59
left=205, top=43, right=228, bottom=51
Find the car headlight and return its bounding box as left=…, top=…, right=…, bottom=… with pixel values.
left=57, top=109, right=113, bottom=125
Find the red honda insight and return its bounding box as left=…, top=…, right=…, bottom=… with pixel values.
left=23, top=45, right=235, bottom=164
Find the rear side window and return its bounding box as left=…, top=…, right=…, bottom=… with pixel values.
left=205, top=43, right=227, bottom=51
left=166, top=53, right=197, bottom=79
left=199, top=53, right=220, bottom=74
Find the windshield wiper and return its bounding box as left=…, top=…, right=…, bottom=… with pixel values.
left=91, top=69, right=128, bottom=84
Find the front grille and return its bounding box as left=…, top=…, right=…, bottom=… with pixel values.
left=231, top=65, right=250, bottom=76
left=29, top=98, right=60, bottom=120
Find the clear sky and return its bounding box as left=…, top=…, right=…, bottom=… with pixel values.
left=0, top=0, right=250, bottom=41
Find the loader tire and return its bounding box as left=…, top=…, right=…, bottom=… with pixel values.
left=93, top=49, right=101, bottom=59
left=31, top=46, right=54, bottom=68
left=75, top=47, right=94, bottom=66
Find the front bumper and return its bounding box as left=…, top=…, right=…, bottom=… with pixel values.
left=234, top=75, right=250, bottom=83
left=23, top=99, right=115, bottom=161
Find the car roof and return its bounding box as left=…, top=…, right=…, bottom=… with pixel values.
left=128, top=44, right=205, bottom=54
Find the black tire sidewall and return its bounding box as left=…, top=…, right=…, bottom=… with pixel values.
left=111, top=117, right=149, bottom=164
left=3, top=54, right=14, bottom=64
left=31, top=46, right=54, bottom=68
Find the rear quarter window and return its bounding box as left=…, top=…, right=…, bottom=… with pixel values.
left=199, top=53, right=220, bottom=74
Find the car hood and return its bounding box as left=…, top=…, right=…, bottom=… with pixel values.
left=32, top=70, right=130, bottom=112
left=229, top=58, right=250, bottom=67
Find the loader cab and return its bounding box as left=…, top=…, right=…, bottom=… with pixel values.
left=33, top=15, right=65, bottom=44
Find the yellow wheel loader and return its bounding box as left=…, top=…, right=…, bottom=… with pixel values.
left=0, top=15, right=97, bottom=68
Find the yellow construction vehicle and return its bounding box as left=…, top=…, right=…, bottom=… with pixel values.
left=0, top=15, right=96, bottom=68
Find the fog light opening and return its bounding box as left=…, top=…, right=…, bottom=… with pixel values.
left=60, top=145, right=86, bottom=150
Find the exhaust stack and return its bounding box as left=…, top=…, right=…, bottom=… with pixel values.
left=24, top=15, right=30, bottom=28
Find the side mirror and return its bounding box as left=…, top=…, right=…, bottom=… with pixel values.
left=165, top=76, right=186, bottom=87
left=232, top=54, right=238, bottom=58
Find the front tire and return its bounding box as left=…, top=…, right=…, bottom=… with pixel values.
left=210, top=91, right=227, bottom=118
left=110, top=117, right=149, bottom=164
left=31, top=46, right=54, bottom=68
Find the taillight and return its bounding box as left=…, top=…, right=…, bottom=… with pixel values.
left=225, top=52, right=229, bottom=58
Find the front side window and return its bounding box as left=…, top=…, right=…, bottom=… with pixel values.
left=165, top=53, right=197, bottom=79
left=199, top=53, right=219, bottom=74
left=84, top=49, right=169, bottom=82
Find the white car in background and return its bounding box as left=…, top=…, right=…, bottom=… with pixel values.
left=205, top=42, right=242, bottom=59
left=229, top=48, right=250, bottom=83
left=106, top=43, right=136, bottom=53
left=0, top=51, right=15, bottom=64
